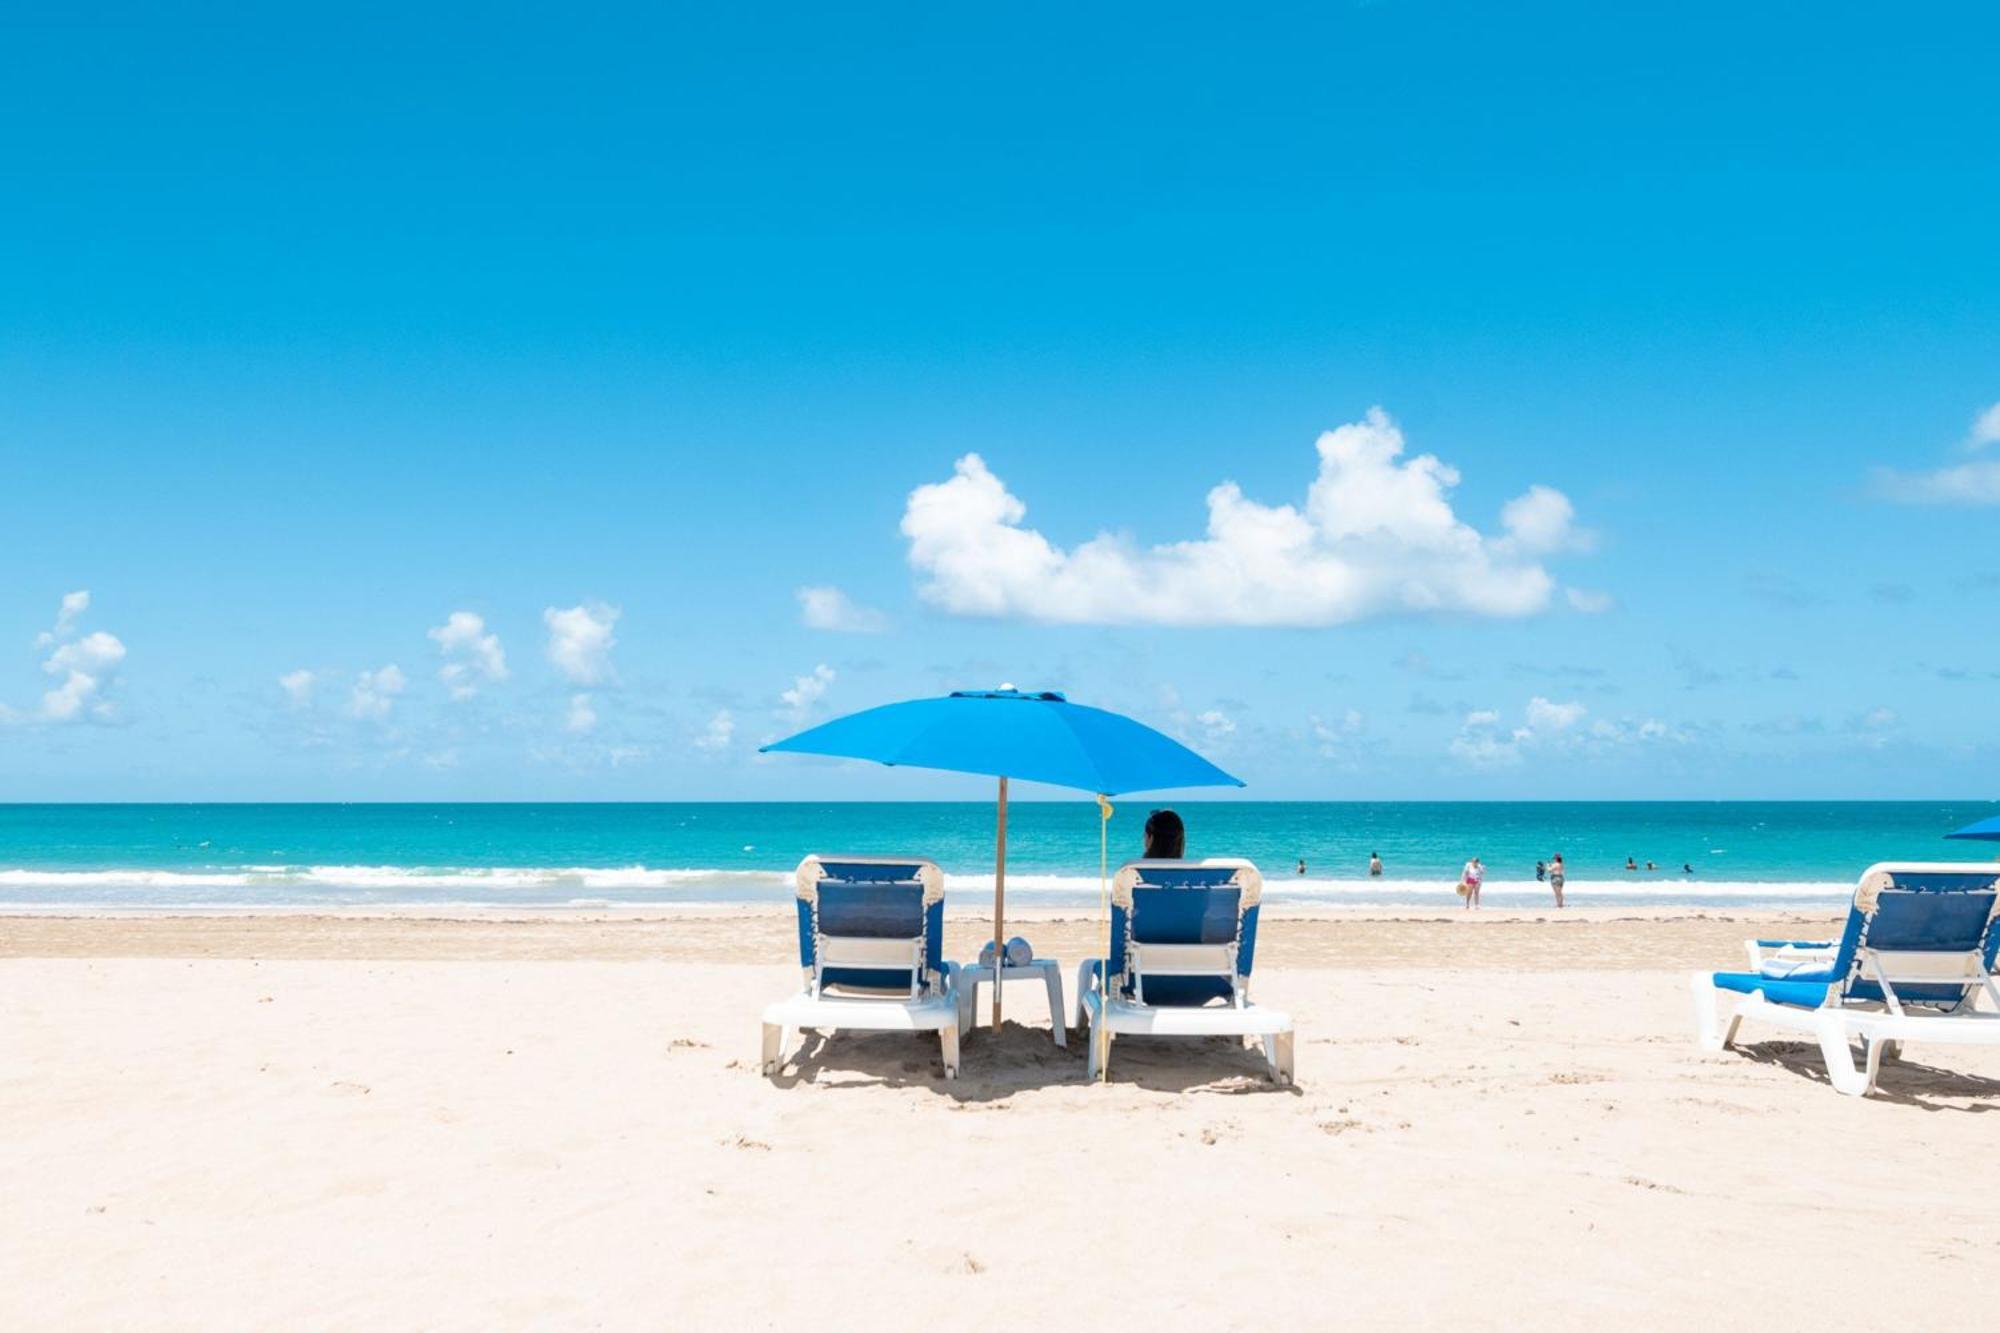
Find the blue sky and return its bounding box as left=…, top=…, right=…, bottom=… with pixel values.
left=4, top=2, right=1998, bottom=800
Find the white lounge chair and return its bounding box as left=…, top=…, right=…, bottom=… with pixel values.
left=1073, top=858, right=1294, bottom=1084
left=762, top=856, right=962, bottom=1079
left=1691, top=862, right=2000, bottom=1096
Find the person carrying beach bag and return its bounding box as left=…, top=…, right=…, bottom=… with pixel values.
left=1458, top=856, right=1484, bottom=910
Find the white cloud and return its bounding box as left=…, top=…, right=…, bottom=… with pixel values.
left=1870, top=461, right=2000, bottom=505
left=1525, top=696, right=1587, bottom=732
left=1455, top=697, right=1683, bottom=767
left=543, top=603, right=619, bottom=685
left=565, top=693, right=598, bottom=734
left=1311, top=709, right=1365, bottom=757
left=1195, top=708, right=1236, bottom=741
left=1565, top=587, right=1615, bottom=614
left=899, top=409, right=1586, bottom=626
left=1450, top=710, right=1524, bottom=769
left=15, top=592, right=126, bottom=723
left=33, top=590, right=91, bottom=649
left=1970, top=402, right=2000, bottom=449
left=694, top=708, right=735, bottom=751
left=797, top=586, right=889, bottom=633
left=278, top=669, right=317, bottom=708
left=1499, top=485, right=1590, bottom=555
left=781, top=664, right=836, bottom=716
left=349, top=664, right=406, bottom=720
left=1870, top=403, right=2000, bottom=504
left=428, top=611, right=507, bottom=699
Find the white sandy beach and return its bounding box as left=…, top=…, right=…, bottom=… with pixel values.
left=5, top=910, right=1999, bottom=1329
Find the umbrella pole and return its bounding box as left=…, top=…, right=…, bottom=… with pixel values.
left=992, top=776, right=1008, bottom=1031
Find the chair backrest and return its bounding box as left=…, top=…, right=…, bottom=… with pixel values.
left=1830, top=863, right=2000, bottom=1011
left=793, top=856, right=946, bottom=996
left=1108, top=859, right=1263, bottom=1006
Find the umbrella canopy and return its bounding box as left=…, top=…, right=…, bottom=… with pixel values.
left=761, top=688, right=1243, bottom=795
left=762, top=688, right=1243, bottom=1032
left=1946, top=816, right=2000, bottom=841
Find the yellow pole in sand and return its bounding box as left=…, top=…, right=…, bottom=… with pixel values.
left=1096, top=792, right=1113, bottom=1081
left=992, top=776, right=1008, bottom=1031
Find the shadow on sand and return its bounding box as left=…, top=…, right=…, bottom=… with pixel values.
left=765, top=1022, right=1299, bottom=1102
left=1738, top=1039, right=2000, bottom=1110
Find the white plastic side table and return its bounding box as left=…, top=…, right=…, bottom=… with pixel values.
left=957, top=956, right=1067, bottom=1047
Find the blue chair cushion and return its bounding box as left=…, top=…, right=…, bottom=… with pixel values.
left=1712, top=971, right=1832, bottom=1009
left=797, top=880, right=943, bottom=991
left=1110, top=878, right=1247, bottom=1007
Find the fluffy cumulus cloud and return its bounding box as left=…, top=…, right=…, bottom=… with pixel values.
left=9, top=591, right=127, bottom=724
left=693, top=708, right=735, bottom=751
left=1525, top=696, right=1587, bottom=732
left=278, top=669, right=317, bottom=708
left=1869, top=401, right=2000, bottom=505
left=1453, top=697, right=1676, bottom=768
left=797, top=586, right=888, bottom=633
left=781, top=664, right=836, bottom=716
left=565, top=693, right=598, bottom=734
left=348, top=664, right=406, bottom=720
left=899, top=409, right=1589, bottom=626
left=33, top=590, right=92, bottom=649
left=428, top=611, right=508, bottom=700
left=543, top=603, right=619, bottom=685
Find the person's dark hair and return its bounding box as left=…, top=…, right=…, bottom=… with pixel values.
left=1143, top=808, right=1185, bottom=860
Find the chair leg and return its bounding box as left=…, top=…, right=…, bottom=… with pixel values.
left=761, top=1022, right=783, bottom=1076
left=1071, top=959, right=1099, bottom=1031
left=1690, top=972, right=1740, bottom=1051
left=1814, top=1013, right=1877, bottom=1096
left=1084, top=1006, right=1109, bottom=1082
left=957, top=978, right=977, bottom=1037
left=939, top=1022, right=960, bottom=1080
left=1263, top=1031, right=1295, bottom=1085
left=1043, top=966, right=1067, bottom=1048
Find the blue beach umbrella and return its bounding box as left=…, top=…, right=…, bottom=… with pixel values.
left=1946, top=816, right=2000, bottom=842
left=762, top=688, right=1243, bottom=1030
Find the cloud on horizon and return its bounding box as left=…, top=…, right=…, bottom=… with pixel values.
left=900, top=409, right=1591, bottom=626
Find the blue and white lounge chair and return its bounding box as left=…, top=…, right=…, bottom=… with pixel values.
left=1691, top=862, right=2000, bottom=1096
left=761, top=856, right=962, bottom=1079
left=1073, top=859, right=1295, bottom=1084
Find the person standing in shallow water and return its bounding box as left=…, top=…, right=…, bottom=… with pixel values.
left=1143, top=808, right=1185, bottom=860
left=1548, top=853, right=1566, bottom=908
left=1458, top=856, right=1484, bottom=910
left=1368, top=851, right=1383, bottom=877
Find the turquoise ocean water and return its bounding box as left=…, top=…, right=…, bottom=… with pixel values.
left=1, top=802, right=1995, bottom=911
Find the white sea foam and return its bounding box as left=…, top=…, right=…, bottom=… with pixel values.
left=0, top=864, right=1855, bottom=907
